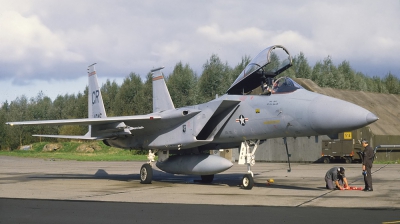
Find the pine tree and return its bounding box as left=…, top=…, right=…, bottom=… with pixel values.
left=167, top=62, right=198, bottom=107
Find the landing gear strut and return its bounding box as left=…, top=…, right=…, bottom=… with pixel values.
left=283, top=137, right=292, bottom=172
left=238, top=140, right=261, bottom=190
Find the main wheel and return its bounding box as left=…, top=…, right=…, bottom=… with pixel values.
left=201, top=174, right=214, bottom=183
left=345, top=157, right=352, bottom=164
left=323, top=157, right=330, bottom=164
left=140, top=164, right=153, bottom=184
left=242, top=174, right=254, bottom=190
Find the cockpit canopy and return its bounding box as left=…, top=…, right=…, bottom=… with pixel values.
left=272, top=76, right=304, bottom=94
left=226, top=45, right=292, bottom=95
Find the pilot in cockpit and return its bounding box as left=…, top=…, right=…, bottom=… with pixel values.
left=262, top=77, right=302, bottom=95
left=263, top=79, right=279, bottom=95
left=267, top=80, right=279, bottom=94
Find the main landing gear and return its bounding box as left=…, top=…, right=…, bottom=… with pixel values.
left=140, top=149, right=156, bottom=184
left=140, top=163, right=152, bottom=184
left=238, top=140, right=260, bottom=190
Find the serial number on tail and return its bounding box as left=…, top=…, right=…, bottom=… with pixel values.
left=92, top=113, right=103, bottom=118
left=92, top=90, right=100, bottom=104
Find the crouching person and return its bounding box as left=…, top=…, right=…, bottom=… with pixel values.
left=325, top=167, right=349, bottom=190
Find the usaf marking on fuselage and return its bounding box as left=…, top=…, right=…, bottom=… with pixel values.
left=6, top=45, right=378, bottom=190
left=236, top=115, right=248, bottom=126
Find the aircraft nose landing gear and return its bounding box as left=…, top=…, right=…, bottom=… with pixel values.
left=238, top=140, right=261, bottom=190
left=242, top=174, right=254, bottom=190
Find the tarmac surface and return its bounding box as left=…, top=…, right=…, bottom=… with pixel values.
left=1, top=156, right=399, bottom=223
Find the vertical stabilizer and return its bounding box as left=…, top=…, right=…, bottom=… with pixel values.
left=151, top=67, right=175, bottom=112
left=88, top=63, right=107, bottom=119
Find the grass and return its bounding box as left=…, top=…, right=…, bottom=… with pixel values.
left=373, top=160, right=399, bottom=164
left=0, top=141, right=149, bottom=161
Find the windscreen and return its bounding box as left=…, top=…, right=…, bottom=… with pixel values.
left=273, top=77, right=304, bottom=94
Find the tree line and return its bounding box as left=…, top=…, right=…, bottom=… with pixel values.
left=1, top=52, right=399, bottom=150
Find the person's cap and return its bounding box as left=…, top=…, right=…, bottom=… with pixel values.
left=361, top=139, right=368, bottom=144
left=338, top=167, right=345, bottom=175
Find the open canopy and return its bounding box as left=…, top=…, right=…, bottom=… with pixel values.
left=226, top=45, right=292, bottom=95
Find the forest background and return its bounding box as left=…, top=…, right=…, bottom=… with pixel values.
left=1, top=52, right=399, bottom=150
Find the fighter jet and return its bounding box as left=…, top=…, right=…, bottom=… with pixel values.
left=7, top=45, right=378, bottom=189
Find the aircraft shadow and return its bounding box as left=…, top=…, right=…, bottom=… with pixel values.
left=24, top=169, right=324, bottom=191
left=25, top=169, right=244, bottom=188
left=255, top=183, right=324, bottom=191
left=27, top=169, right=208, bottom=183
left=213, top=173, right=324, bottom=191
left=28, top=170, right=139, bottom=182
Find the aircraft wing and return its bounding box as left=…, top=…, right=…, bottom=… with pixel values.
left=6, top=115, right=161, bottom=127
left=7, top=115, right=162, bottom=140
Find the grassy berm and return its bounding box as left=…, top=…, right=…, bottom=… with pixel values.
left=0, top=141, right=148, bottom=161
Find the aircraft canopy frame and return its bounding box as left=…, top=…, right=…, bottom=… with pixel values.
left=227, top=45, right=292, bottom=95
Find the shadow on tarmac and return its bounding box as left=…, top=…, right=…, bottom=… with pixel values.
left=16, top=169, right=326, bottom=192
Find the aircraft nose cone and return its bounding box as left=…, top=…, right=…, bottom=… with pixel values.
left=366, top=112, right=379, bottom=124
left=309, top=95, right=378, bottom=134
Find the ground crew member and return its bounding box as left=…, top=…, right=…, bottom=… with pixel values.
left=361, top=139, right=374, bottom=191
left=325, top=167, right=349, bottom=190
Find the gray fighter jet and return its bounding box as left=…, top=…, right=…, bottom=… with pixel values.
left=7, top=45, right=378, bottom=189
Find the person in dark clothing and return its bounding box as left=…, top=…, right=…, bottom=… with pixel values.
left=361, top=139, right=374, bottom=191
left=325, top=167, right=349, bottom=190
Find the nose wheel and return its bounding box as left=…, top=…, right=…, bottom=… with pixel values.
left=242, top=174, right=254, bottom=190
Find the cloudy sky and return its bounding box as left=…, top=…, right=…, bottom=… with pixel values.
left=1, top=0, right=399, bottom=104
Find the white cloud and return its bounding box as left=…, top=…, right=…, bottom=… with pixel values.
left=0, top=0, right=399, bottom=104
left=197, top=24, right=268, bottom=45
left=0, top=11, right=84, bottom=64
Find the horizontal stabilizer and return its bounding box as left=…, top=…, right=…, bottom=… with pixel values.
left=33, top=134, right=98, bottom=140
